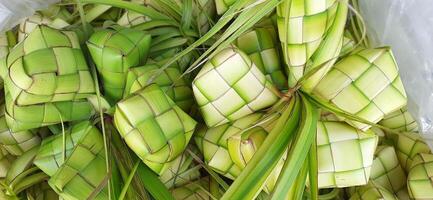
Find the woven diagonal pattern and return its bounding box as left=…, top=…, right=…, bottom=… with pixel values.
left=317, top=121, right=378, bottom=188
left=193, top=47, right=279, bottom=127
left=18, top=13, right=69, bottom=41
left=193, top=0, right=215, bottom=33
left=194, top=123, right=242, bottom=180
left=387, top=132, right=431, bottom=171
left=276, top=0, right=339, bottom=86
left=48, top=124, right=109, bottom=200
left=0, top=146, right=14, bottom=178
left=34, top=121, right=94, bottom=176
left=0, top=104, right=40, bottom=156
left=87, top=28, right=151, bottom=103
left=5, top=25, right=95, bottom=106
left=313, top=48, right=407, bottom=130
left=159, top=152, right=201, bottom=189
left=117, top=10, right=150, bottom=27
left=4, top=87, right=94, bottom=132
left=379, top=107, right=418, bottom=132
left=124, top=64, right=193, bottom=112
left=235, top=28, right=287, bottom=89
left=349, top=182, right=398, bottom=200
left=370, top=145, right=407, bottom=197
left=170, top=177, right=210, bottom=200
left=114, top=84, right=197, bottom=175
left=407, top=153, right=433, bottom=199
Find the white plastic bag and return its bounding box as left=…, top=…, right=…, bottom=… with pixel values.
left=0, top=0, right=60, bottom=33
left=360, top=0, right=433, bottom=147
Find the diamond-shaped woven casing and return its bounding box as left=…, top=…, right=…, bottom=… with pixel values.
left=193, top=0, right=215, bottom=33
left=87, top=27, right=151, bottom=103
left=124, top=64, right=193, bottom=112
left=386, top=132, right=431, bottom=172
left=114, top=84, right=197, bottom=175
left=5, top=25, right=95, bottom=106
left=34, top=121, right=95, bottom=176
left=194, top=123, right=242, bottom=180
left=0, top=146, right=14, bottom=178
left=407, top=153, right=433, bottom=199
left=48, top=123, right=109, bottom=200
left=312, top=48, right=407, bottom=130
left=349, top=182, right=398, bottom=200
left=214, top=0, right=236, bottom=15
left=370, top=145, right=408, bottom=199
left=234, top=28, right=287, bottom=89
left=159, top=151, right=201, bottom=189
left=276, top=0, right=346, bottom=88
left=18, top=12, right=69, bottom=41
left=170, top=177, right=210, bottom=200
left=379, top=107, right=418, bottom=132
left=317, top=121, right=378, bottom=188
left=0, top=104, right=40, bottom=156
left=192, top=47, right=279, bottom=127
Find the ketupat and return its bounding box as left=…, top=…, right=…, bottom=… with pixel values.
left=124, top=64, right=193, bottom=112
left=159, top=151, right=201, bottom=189
left=277, top=0, right=348, bottom=89
left=170, top=177, right=211, bottom=200
left=370, top=145, right=409, bottom=199
left=114, top=84, right=197, bottom=175
left=234, top=27, right=287, bottom=89
left=33, top=121, right=97, bottom=176
left=349, top=182, right=398, bottom=200
left=317, top=121, right=378, bottom=188
left=18, top=12, right=69, bottom=41
left=312, top=47, right=407, bottom=130
left=386, top=131, right=431, bottom=171
left=379, top=107, right=418, bottom=132
left=87, top=27, right=151, bottom=104
left=407, top=153, right=433, bottom=199
left=192, top=47, right=279, bottom=127
left=2, top=25, right=96, bottom=132
left=48, top=121, right=111, bottom=200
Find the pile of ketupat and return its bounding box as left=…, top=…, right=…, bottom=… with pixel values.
left=0, top=0, right=431, bottom=199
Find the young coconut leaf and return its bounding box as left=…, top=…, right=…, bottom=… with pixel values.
left=311, top=47, right=407, bottom=130
left=317, top=121, right=378, bottom=188
left=86, top=27, right=151, bottom=104
left=192, top=46, right=279, bottom=127
left=114, top=84, right=197, bottom=175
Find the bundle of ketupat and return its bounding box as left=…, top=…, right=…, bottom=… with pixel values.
left=0, top=0, right=431, bottom=199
